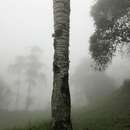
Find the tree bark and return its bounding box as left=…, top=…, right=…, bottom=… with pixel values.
left=51, top=0, right=72, bottom=130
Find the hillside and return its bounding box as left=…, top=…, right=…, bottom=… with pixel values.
left=72, top=82, right=130, bottom=130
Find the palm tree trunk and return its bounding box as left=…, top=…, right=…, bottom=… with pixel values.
left=51, top=0, right=72, bottom=130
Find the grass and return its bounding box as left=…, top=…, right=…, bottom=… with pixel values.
left=0, top=111, right=50, bottom=130
left=73, top=109, right=130, bottom=130
left=8, top=121, right=51, bottom=130
left=72, top=86, right=130, bottom=130
left=1, top=85, right=130, bottom=130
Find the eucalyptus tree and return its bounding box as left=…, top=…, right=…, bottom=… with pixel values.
left=90, top=0, right=130, bottom=70
left=51, top=0, right=72, bottom=130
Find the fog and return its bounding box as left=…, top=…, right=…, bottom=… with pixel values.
left=0, top=0, right=95, bottom=110
left=0, top=0, right=130, bottom=129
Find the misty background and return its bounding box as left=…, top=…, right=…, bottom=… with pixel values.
left=0, top=0, right=130, bottom=114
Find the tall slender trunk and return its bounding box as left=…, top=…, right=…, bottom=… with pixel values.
left=25, top=82, right=32, bottom=110
left=51, top=0, right=72, bottom=130
left=15, top=85, right=20, bottom=110
left=15, top=76, right=21, bottom=110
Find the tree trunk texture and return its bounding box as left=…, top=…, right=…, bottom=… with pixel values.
left=51, top=0, right=72, bottom=130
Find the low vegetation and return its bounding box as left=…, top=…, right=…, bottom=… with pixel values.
left=2, top=80, right=129, bottom=130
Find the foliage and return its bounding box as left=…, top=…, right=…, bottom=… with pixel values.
left=90, top=0, right=130, bottom=70
left=91, top=0, right=130, bottom=28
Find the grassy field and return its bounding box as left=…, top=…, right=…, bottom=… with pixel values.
left=0, top=110, right=50, bottom=130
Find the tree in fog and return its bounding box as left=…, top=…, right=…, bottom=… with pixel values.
left=90, top=0, right=130, bottom=70
left=72, top=59, right=116, bottom=104
left=51, top=0, right=72, bottom=130
left=8, top=46, right=46, bottom=110
left=121, top=79, right=130, bottom=93
left=8, top=56, right=26, bottom=110
left=0, top=77, right=11, bottom=110
left=25, top=46, right=46, bottom=110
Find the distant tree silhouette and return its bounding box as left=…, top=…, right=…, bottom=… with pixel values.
left=0, top=77, right=11, bottom=110
left=8, top=46, right=46, bottom=110
left=72, top=59, right=116, bottom=104
left=25, top=46, right=46, bottom=110
left=8, top=56, right=26, bottom=110
left=121, top=79, right=130, bottom=93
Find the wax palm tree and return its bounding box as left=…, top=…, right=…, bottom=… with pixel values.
left=51, top=0, right=72, bottom=130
